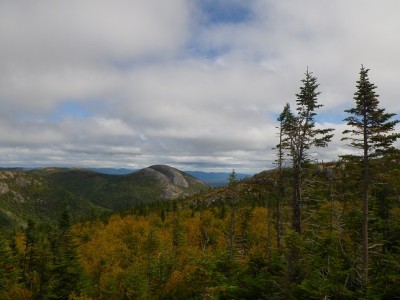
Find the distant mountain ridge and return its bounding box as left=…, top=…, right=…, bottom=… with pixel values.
left=0, top=165, right=208, bottom=229
left=88, top=167, right=135, bottom=175
left=88, top=168, right=250, bottom=187
left=186, top=171, right=249, bottom=187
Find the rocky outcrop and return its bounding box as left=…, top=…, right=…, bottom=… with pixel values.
left=0, top=171, right=43, bottom=203
left=0, top=181, right=9, bottom=194
left=137, top=165, right=208, bottom=199
left=149, top=165, right=190, bottom=187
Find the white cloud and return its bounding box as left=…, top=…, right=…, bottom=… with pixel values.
left=0, top=0, right=399, bottom=173
left=0, top=0, right=191, bottom=111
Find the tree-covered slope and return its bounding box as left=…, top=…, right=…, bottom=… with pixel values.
left=72, top=160, right=400, bottom=299
left=33, top=165, right=209, bottom=211
left=2, top=159, right=400, bottom=299
left=0, top=165, right=208, bottom=229
left=0, top=170, right=107, bottom=229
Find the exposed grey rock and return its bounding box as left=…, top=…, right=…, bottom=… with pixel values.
left=12, top=191, right=25, bottom=203
left=136, top=165, right=207, bottom=199
left=0, top=181, right=9, bottom=194
left=0, top=171, right=16, bottom=179
left=149, top=165, right=189, bottom=187
left=16, top=176, right=31, bottom=187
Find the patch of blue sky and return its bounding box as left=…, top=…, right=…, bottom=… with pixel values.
left=196, top=0, right=254, bottom=25
left=14, top=101, right=90, bottom=123
left=315, top=111, right=347, bottom=125
left=183, top=1, right=256, bottom=61
left=53, top=101, right=90, bottom=120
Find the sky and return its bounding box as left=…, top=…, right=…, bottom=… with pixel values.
left=1, top=0, right=400, bottom=174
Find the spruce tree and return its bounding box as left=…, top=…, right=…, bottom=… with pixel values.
left=281, top=69, right=334, bottom=233
left=0, top=237, right=19, bottom=296
left=22, top=219, right=37, bottom=291
left=274, top=103, right=293, bottom=252
left=342, top=65, right=400, bottom=288
left=226, top=169, right=239, bottom=266
left=49, top=208, right=84, bottom=299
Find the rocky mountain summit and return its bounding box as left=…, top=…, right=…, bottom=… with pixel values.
left=137, top=165, right=206, bottom=198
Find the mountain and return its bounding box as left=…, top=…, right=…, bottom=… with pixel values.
left=37, top=165, right=208, bottom=211
left=86, top=168, right=251, bottom=187
left=186, top=171, right=250, bottom=187
left=0, top=165, right=208, bottom=229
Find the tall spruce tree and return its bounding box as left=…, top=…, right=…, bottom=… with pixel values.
left=49, top=208, right=84, bottom=299
left=0, top=237, right=19, bottom=297
left=281, top=69, right=334, bottom=233
left=226, top=170, right=239, bottom=267
left=342, top=65, right=400, bottom=288
left=274, top=103, right=293, bottom=251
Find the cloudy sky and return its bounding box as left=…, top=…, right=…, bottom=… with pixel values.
left=0, top=0, right=399, bottom=174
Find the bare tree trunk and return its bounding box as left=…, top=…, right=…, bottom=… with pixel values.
left=276, top=176, right=283, bottom=254
left=228, top=206, right=236, bottom=265
left=276, top=133, right=284, bottom=253
left=362, top=140, right=369, bottom=289
left=293, top=163, right=302, bottom=234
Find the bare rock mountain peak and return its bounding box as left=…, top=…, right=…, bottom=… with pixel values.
left=148, top=165, right=190, bottom=187
left=136, top=165, right=208, bottom=199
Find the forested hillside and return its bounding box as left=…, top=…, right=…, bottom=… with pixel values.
left=0, top=170, right=107, bottom=230
left=36, top=165, right=208, bottom=211
left=0, top=165, right=208, bottom=230
left=1, top=159, right=400, bottom=299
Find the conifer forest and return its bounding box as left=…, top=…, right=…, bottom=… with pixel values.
left=1, top=67, right=400, bottom=299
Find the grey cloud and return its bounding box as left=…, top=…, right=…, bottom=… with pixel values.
left=0, top=0, right=190, bottom=64
left=0, top=0, right=191, bottom=111
left=0, top=1, right=399, bottom=173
